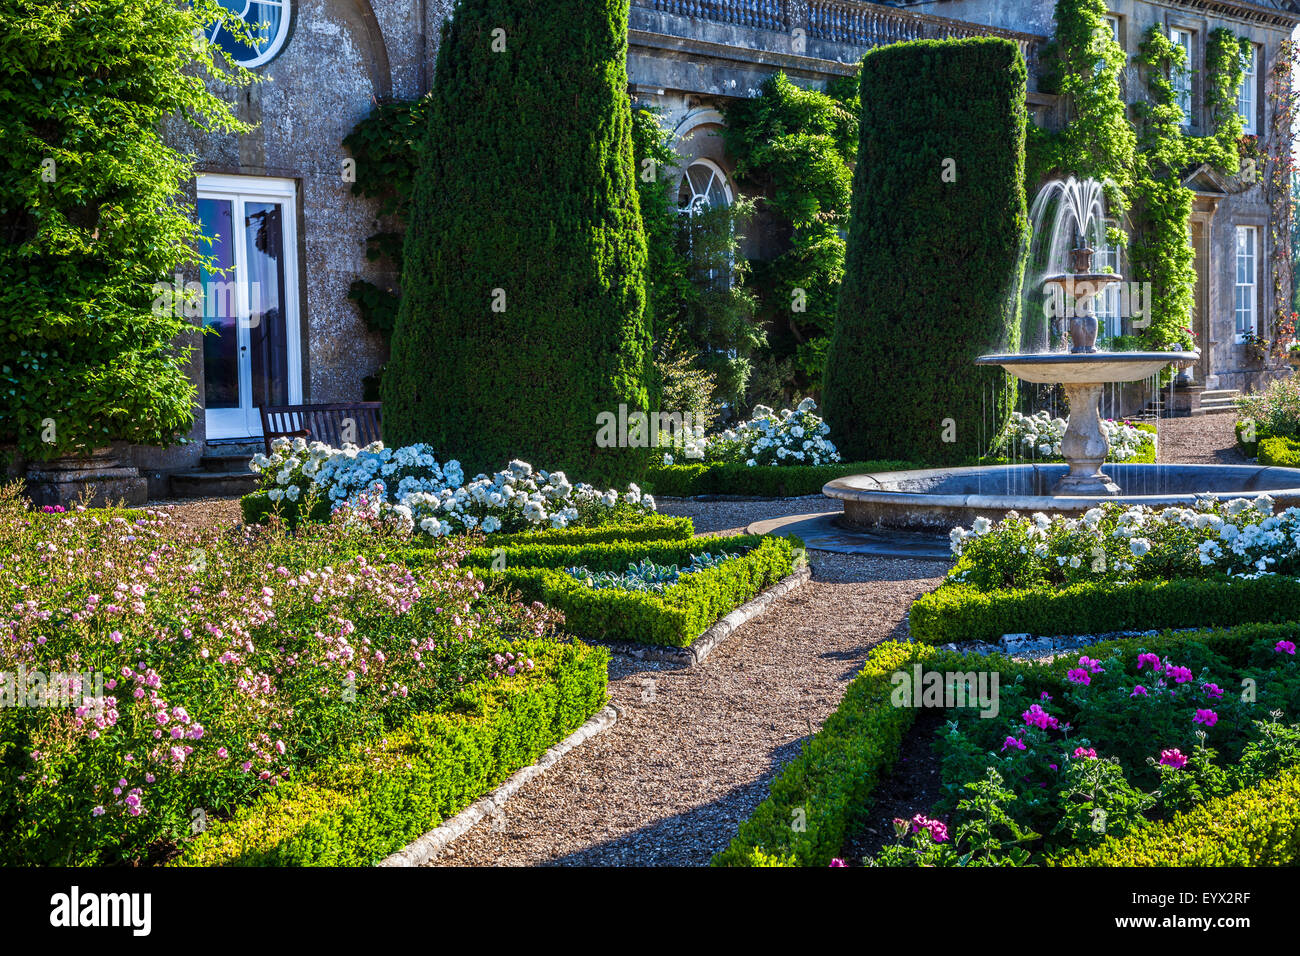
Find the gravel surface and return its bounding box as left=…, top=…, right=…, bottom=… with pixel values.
left=1154, top=413, right=1245, bottom=465
left=432, top=500, right=949, bottom=867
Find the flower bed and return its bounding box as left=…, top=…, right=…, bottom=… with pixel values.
left=908, top=496, right=1300, bottom=644
left=670, top=399, right=841, bottom=467
left=245, top=440, right=655, bottom=537
left=431, top=535, right=802, bottom=648
left=996, top=411, right=1156, bottom=464
left=0, top=490, right=606, bottom=865
left=642, top=460, right=914, bottom=498
left=715, top=623, right=1300, bottom=867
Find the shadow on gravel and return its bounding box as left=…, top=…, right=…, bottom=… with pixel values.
left=539, top=737, right=811, bottom=867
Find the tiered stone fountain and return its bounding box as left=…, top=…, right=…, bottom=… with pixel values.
left=751, top=177, right=1300, bottom=556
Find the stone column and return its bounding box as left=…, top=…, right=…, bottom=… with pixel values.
left=1054, top=383, right=1119, bottom=496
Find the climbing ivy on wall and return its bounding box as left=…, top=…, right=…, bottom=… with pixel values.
left=1034, top=0, right=1253, bottom=352
left=722, top=72, right=858, bottom=398
left=341, top=96, right=431, bottom=398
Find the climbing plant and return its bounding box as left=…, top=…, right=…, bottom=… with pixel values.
left=342, top=96, right=432, bottom=398
left=1264, top=40, right=1299, bottom=351
left=631, top=103, right=761, bottom=412
left=722, top=72, right=858, bottom=397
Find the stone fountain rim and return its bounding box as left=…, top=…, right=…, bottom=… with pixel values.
left=974, top=350, right=1197, bottom=366
left=823, top=462, right=1300, bottom=512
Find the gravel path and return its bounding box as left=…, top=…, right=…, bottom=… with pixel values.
left=432, top=500, right=948, bottom=867
left=1154, top=413, right=1245, bottom=465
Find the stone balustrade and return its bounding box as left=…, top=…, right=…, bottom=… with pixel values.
left=633, top=0, right=1041, bottom=82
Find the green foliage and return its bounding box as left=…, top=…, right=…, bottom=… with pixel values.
left=383, top=0, right=653, bottom=484
left=723, top=73, right=858, bottom=395
left=1237, top=374, right=1300, bottom=439
left=175, top=641, right=609, bottom=865
left=642, top=459, right=914, bottom=498
left=908, top=576, right=1300, bottom=646
left=1051, top=765, right=1300, bottom=866
left=1033, top=0, right=1134, bottom=196
left=653, top=341, right=721, bottom=433
left=0, top=0, right=252, bottom=459
left=1260, top=435, right=1300, bottom=467
left=631, top=103, right=762, bottom=409
left=470, top=535, right=800, bottom=648
left=822, top=39, right=1028, bottom=467
left=712, top=641, right=932, bottom=866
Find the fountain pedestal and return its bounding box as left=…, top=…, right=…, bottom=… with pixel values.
left=1054, top=382, right=1120, bottom=495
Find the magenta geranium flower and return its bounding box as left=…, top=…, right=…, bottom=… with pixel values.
left=1276, top=641, right=1297, bottom=656
left=1193, top=708, right=1218, bottom=727
left=1078, top=656, right=1105, bottom=674
left=1073, top=747, right=1098, bottom=759
left=1202, top=683, right=1224, bottom=700
left=1066, top=668, right=1091, bottom=685
left=1137, top=652, right=1163, bottom=673
left=1002, top=736, right=1027, bottom=752
left=1130, top=685, right=1148, bottom=697
left=1021, top=704, right=1059, bottom=730
left=829, top=858, right=847, bottom=867
left=1166, top=665, right=1193, bottom=684
left=1159, top=749, right=1188, bottom=769
left=909, top=814, right=949, bottom=843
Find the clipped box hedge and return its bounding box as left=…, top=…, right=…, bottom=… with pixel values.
left=642, top=461, right=913, bottom=498
left=1260, top=435, right=1300, bottom=468
left=450, top=534, right=801, bottom=648
left=908, top=575, right=1300, bottom=646
left=716, top=622, right=1300, bottom=867
left=1051, top=767, right=1300, bottom=866
left=174, top=640, right=608, bottom=866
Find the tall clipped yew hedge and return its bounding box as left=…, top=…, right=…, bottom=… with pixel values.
left=822, top=38, right=1028, bottom=467
left=382, top=0, right=653, bottom=483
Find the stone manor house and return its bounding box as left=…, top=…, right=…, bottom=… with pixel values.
left=143, top=0, right=1300, bottom=494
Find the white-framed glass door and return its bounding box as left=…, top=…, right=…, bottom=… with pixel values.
left=196, top=174, right=303, bottom=439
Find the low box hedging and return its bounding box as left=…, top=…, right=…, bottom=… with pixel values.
left=716, top=622, right=1300, bottom=867
left=174, top=640, right=608, bottom=866
left=458, top=535, right=801, bottom=648
left=483, top=515, right=693, bottom=547
left=908, top=575, right=1300, bottom=645
left=1260, top=435, right=1300, bottom=468
left=642, top=461, right=913, bottom=498
left=1049, top=767, right=1300, bottom=866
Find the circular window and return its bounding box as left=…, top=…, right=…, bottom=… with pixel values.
left=677, top=160, right=733, bottom=214
left=209, top=0, right=292, bottom=69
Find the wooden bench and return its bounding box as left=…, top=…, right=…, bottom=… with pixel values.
left=259, top=403, right=383, bottom=455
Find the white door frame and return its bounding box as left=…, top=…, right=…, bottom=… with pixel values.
left=196, top=173, right=303, bottom=439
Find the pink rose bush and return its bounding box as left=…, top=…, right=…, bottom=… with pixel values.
left=0, top=489, right=567, bottom=864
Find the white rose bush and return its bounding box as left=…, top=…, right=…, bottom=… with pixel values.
left=947, top=496, right=1300, bottom=591
left=251, top=439, right=655, bottom=538
left=662, top=398, right=841, bottom=469
left=999, top=411, right=1154, bottom=463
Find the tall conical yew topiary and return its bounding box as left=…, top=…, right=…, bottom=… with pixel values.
left=822, top=38, right=1028, bottom=467
left=382, top=0, right=653, bottom=483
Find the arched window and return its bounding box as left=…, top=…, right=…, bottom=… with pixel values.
left=209, top=0, right=292, bottom=69
left=677, top=160, right=733, bottom=215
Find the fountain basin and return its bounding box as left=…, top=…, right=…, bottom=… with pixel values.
left=824, top=463, right=1300, bottom=533
left=974, top=351, right=1192, bottom=385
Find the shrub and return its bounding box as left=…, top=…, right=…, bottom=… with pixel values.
left=382, top=0, right=653, bottom=484
left=1236, top=374, right=1300, bottom=440
left=468, top=535, right=801, bottom=647
left=1050, top=768, right=1300, bottom=866
left=908, top=576, right=1300, bottom=645
left=174, top=640, right=608, bottom=866
left=0, top=490, right=582, bottom=865
left=0, top=0, right=252, bottom=458
left=1236, top=418, right=1268, bottom=457
left=643, top=460, right=913, bottom=498
left=822, top=38, right=1028, bottom=467
left=1260, top=435, right=1300, bottom=468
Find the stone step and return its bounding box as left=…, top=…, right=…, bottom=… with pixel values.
left=200, top=453, right=253, bottom=474
left=168, top=471, right=259, bottom=499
